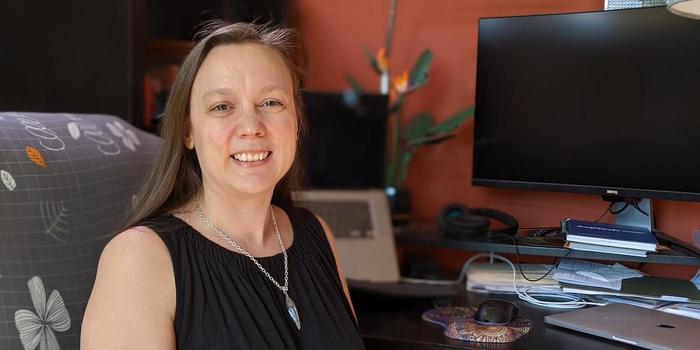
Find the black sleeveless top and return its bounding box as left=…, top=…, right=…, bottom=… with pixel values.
left=142, top=207, right=365, bottom=349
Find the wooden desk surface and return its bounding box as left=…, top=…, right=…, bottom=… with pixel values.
left=354, top=290, right=638, bottom=350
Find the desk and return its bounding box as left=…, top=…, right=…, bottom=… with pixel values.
left=355, top=290, right=638, bottom=350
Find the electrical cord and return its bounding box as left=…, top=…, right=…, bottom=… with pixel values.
left=399, top=232, right=559, bottom=285
left=402, top=231, right=571, bottom=285
left=609, top=200, right=629, bottom=215
left=400, top=232, right=607, bottom=308
left=490, top=233, right=572, bottom=282
left=524, top=227, right=563, bottom=238
left=609, top=198, right=649, bottom=217
left=401, top=207, right=642, bottom=306
left=524, top=197, right=647, bottom=237
left=409, top=255, right=586, bottom=310
left=400, top=260, right=604, bottom=308
left=401, top=199, right=646, bottom=306
left=595, top=202, right=614, bottom=222
left=523, top=200, right=616, bottom=236
left=631, top=200, right=649, bottom=216
left=463, top=253, right=605, bottom=309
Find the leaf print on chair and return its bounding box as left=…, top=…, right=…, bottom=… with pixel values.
left=14, top=276, right=71, bottom=350
left=106, top=120, right=141, bottom=152
left=1, top=169, right=16, bottom=191
left=25, top=146, right=48, bottom=169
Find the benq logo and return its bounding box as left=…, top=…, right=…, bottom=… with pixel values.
left=606, top=189, right=619, bottom=195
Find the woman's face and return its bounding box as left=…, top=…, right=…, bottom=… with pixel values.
left=186, top=43, right=297, bottom=198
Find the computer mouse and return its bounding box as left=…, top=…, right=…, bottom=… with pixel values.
left=474, top=299, right=519, bottom=326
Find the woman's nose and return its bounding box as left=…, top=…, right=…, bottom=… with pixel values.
left=236, top=106, right=266, bottom=137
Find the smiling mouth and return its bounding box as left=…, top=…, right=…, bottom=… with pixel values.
left=231, top=151, right=272, bottom=162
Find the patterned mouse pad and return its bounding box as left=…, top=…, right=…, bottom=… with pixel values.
left=422, top=306, right=477, bottom=327
left=422, top=307, right=533, bottom=343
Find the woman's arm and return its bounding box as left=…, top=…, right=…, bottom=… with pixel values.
left=315, top=215, right=356, bottom=320
left=81, top=227, right=176, bottom=349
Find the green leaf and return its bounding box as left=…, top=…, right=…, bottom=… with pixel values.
left=427, top=106, right=474, bottom=134
left=396, top=149, right=415, bottom=187
left=400, top=112, right=433, bottom=142
left=406, top=78, right=427, bottom=93
left=364, top=47, right=383, bottom=75
left=406, top=133, right=456, bottom=148
left=408, top=49, right=432, bottom=86
left=344, top=74, right=365, bottom=95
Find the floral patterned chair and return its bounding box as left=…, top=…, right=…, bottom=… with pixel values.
left=0, top=112, right=160, bottom=350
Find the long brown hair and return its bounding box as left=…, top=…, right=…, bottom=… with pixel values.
left=122, top=22, right=306, bottom=230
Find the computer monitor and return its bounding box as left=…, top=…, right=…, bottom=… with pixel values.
left=300, top=91, right=388, bottom=189
left=473, top=7, right=700, bottom=229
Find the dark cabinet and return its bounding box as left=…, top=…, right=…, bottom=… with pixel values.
left=0, top=0, right=288, bottom=130
left=0, top=1, right=142, bottom=125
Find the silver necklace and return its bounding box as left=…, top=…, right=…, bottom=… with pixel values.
left=192, top=199, right=301, bottom=330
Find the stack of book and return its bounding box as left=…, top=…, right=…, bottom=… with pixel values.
left=564, top=219, right=658, bottom=257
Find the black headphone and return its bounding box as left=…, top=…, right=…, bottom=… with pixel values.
left=438, top=203, right=519, bottom=239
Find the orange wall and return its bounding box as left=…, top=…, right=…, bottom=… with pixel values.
left=296, top=0, right=700, bottom=278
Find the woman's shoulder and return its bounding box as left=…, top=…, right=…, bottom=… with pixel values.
left=107, top=226, right=171, bottom=260
left=81, top=226, right=176, bottom=348
left=98, top=226, right=174, bottom=288
left=94, top=226, right=174, bottom=299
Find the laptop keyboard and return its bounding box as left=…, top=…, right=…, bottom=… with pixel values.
left=296, top=200, right=374, bottom=239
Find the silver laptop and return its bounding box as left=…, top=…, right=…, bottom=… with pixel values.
left=545, top=303, right=700, bottom=350
left=294, top=189, right=400, bottom=282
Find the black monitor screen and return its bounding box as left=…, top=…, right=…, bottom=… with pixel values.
left=301, top=91, right=388, bottom=189
left=473, top=7, right=700, bottom=201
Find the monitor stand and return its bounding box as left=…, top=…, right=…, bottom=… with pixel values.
left=611, top=198, right=653, bottom=233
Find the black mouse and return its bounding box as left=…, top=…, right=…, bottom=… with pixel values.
left=474, top=299, right=519, bottom=326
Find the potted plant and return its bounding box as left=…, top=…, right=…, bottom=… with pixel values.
left=345, top=48, right=473, bottom=221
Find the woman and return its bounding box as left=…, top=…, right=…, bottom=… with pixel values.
left=81, top=22, right=365, bottom=349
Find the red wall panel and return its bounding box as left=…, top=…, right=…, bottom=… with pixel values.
left=296, top=0, right=700, bottom=277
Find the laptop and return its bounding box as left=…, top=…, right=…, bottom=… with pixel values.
left=545, top=303, right=700, bottom=350
left=294, top=189, right=460, bottom=298
left=294, top=189, right=400, bottom=282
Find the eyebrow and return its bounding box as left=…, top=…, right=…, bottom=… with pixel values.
left=259, top=85, right=290, bottom=95
left=201, top=88, right=233, bottom=100
left=200, top=86, right=290, bottom=100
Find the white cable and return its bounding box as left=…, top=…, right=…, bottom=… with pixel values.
left=464, top=253, right=606, bottom=309
left=399, top=252, right=606, bottom=309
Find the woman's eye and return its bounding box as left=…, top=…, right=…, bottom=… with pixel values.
left=260, top=100, right=283, bottom=109
left=211, top=104, right=230, bottom=113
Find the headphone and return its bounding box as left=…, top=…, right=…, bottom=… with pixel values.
left=438, top=203, right=519, bottom=239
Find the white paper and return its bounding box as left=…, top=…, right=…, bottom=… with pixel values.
left=553, top=259, right=643, bottom=290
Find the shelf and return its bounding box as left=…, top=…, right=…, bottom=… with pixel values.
left=396, top=228, right=700, bottom=266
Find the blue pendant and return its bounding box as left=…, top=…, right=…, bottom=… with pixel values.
left=286, top=294, right=301, bottom=330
